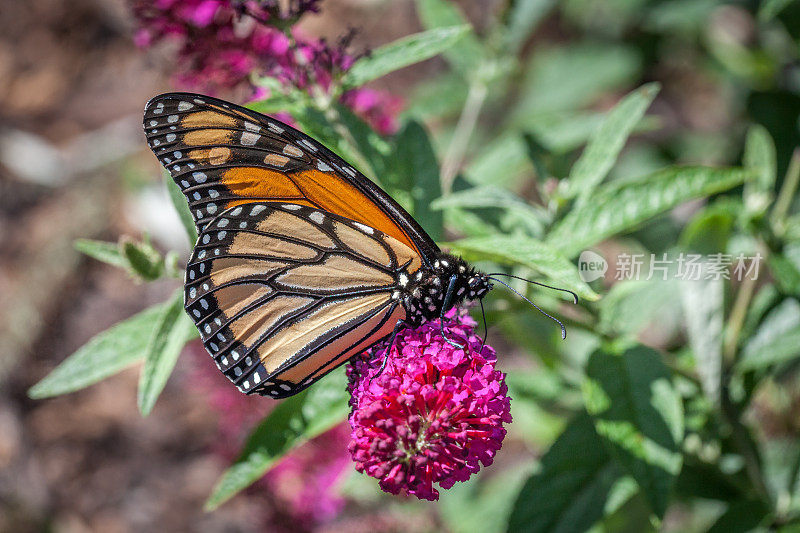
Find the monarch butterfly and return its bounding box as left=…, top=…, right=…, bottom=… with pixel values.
left=143, top=93, right=572, bottom=398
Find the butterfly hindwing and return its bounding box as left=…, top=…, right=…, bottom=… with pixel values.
left=185, top=201, right=414, bottom=397
left=143, top=92, right=438, bottom=263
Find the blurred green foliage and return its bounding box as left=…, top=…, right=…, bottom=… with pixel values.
left=30, top=0, right=800, bottom=530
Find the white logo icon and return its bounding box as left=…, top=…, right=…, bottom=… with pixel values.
left=578, top=250, right=607, bottom=282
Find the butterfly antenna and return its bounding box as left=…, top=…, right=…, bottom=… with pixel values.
left=487, top=273, right=579, bottom=304
left=488, top=276, right=568, bottom=339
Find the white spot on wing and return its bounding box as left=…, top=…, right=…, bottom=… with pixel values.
left=309, top=211, right=324, bottom=224
left=178, top=101, right=193, bottom=111
left=241, top=132, right=260, bottom=146
left=250, top=205, right=266, bottom=216
left=244, top=121, right=260, bottom=132
left=353, top=222, right=374, bottom=234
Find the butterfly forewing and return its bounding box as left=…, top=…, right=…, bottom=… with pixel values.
left=185, top=202, right=413, bottom=397
left=143, top=93, right=439, bottom=262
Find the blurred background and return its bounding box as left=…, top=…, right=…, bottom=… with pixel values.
left=1, top=0, right=800, bottom=531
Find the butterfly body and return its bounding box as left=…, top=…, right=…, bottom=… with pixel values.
left=144, top=92, right=491, bottom=398
left=398, top=253, right=491, bottom=326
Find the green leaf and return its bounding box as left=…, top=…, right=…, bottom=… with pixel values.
left=137, top=289, right=196, bottom=416
left=415, top=0, right=483, bottom=74
left=738, top=298, right=800, bottom=372
left=707, top=499, right=771, bottom=533
left=465, top=133, right=534, bottom=187
left=680, top=200, right=738, bottom=254
left=679, top=275, right=724, bottom=404
left=583, top=345, right=684, bottom=517
left=28, top=302, right=168, bottom=398
left=547, top=167, right=752, bottom=258
left=769, top=253, right=800, bottom=294
left=563, top=83, right=660, bottom=203
left=598, top=277, right=682, bottom=337
left=74, top=238, right=127, bottom=269
left=121, top=238, right=164, bottom=281
left=743, top=124, right=777, bottom=215
left=341, top=26, right=470, bottom=90
left=506, top=412, right=620, bottom=533
left=392, top=120, right=443, bottom=241
left=165, top=172, right=198, bottom=244
left=205, top=369, right=349, bottom=510
left=445, top=235, right=599, bottom=301
left=432, top=186, right=548, bottom=237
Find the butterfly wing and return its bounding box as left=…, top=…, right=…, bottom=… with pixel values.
left=143, top=92, right=439, bottom=266
left=186, top=201, right=416, bottom=397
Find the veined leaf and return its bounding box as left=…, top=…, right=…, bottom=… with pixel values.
left=564, top=83, right=660, bottom=203
left=205, top=369, right=349, bottom=510
left=738, top=299, right=800, bottom=372
left=74, top=238, right=127, bottom=270
left=341, top=26, right=469, bottom=90
left=415, top=0, right=484, bottom=74
left=506, top=412, right=620, bottom=533
left=547, top=167, right=752, bottom=258
left=28, top=302, right=168, bottom=398
left=743, top=124, right=777, bottom=215
left=165, top=171, right=198, bottom=244
left=445, top=235, right=599, bottom=301
left=137, top=289, right=197, bottom=416
left=583, top=345, right=684, bottom=518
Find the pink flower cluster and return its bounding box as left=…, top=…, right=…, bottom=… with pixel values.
left=347, top=310, right=512, bottom=501
left=130, top=0, right=402, bottom=134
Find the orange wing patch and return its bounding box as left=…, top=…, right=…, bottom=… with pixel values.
left=221, top=167, right=304, bottom=198
left=144, top=94, right=432, bottom=261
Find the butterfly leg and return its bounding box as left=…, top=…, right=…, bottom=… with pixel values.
left=369, top=319, right=409, bottom=382
left=440, top=274, right=465, bottom=349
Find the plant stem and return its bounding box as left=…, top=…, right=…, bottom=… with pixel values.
left=723, top=265, right=759, bottom=364
left=440, top=79, right=488, bottom=193
left=771, top=148, right=800, bottom=228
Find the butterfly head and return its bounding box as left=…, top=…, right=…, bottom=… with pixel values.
left=432, top=253, right=493, bottom=303
left=466, top=272, right=492, bottom=300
